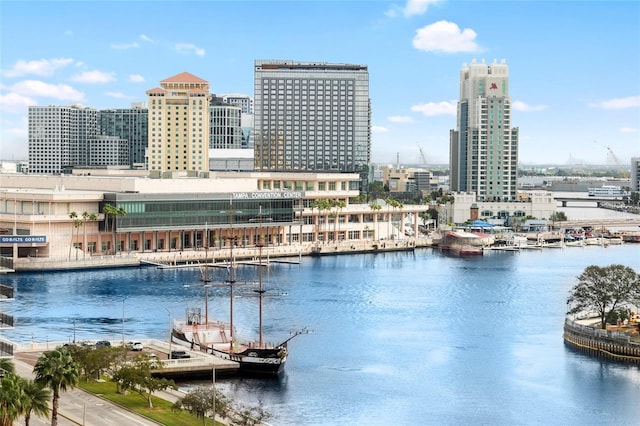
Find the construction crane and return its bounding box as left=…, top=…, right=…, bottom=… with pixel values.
left=603, top=144, right=629, bottom=178
left=418, top=146, right=428, bottom=167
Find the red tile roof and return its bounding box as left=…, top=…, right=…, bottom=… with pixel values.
left=161, top=72, right=208, bottom=84
left=145, top=87, right=167, bottom=94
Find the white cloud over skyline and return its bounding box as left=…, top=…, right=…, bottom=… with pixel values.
left=2, top=58, right=74, bottom=78
left=413, top=21, right=480, bottom=53
left=70, top=70, right=116, bottom=84
left=588, top=96, right=640, bottom=110
left=411, top=101, right=456, bottom=116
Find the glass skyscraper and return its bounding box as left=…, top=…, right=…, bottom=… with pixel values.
left=253, top=60, right=371, bottom=186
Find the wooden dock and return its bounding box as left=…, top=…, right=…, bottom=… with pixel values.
left=13, top=339, right=239, bottom=379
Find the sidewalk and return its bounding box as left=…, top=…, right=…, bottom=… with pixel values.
left=12, top=356, right=163, bottom=426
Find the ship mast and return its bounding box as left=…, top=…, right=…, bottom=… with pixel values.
left=254, top=206, right=266, bottom=348
left=227, top=199, right=236, bottom=353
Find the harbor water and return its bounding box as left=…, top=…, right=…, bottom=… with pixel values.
left=2, top=243, right=640, bottom=425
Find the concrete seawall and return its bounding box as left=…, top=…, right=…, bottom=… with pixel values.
left=6, top=237, right=434, bottom=272
left=563, top=319, right=640, bottom=363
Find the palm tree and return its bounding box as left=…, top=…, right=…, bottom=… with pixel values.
left=81, top=212, right=98, bottom=259
left=314, top=199, right=332, bottom=242
left=334, top=200, right=346, bottom=238
left=369, top=201, right=382, bottom=240
left=0, top=358, right=15, bottom=376
left=68, top=211, right=78, bottom=260
left=0, top=373, right=24, bottom=426
left=33, top=348, right=79, bottom=426
left=103, top=204, right=126, bottom=254
left=22, top=380, right=50, bottom=426
left=72, top=219, right=82, bottom=260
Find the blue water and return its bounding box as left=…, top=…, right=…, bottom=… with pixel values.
left=2, top=245, right=640, bottom=425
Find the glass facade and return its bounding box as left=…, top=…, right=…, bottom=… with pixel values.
left=103, top=194, right=299, bottom=232
left=253, top=61, right=371, bottom=183
left=98, top=107, right=148, bottom=167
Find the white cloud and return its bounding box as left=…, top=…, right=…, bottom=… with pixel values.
left=403, top=0, right=439, bottom=17
left=7, top=80, right=85, bottom=101
left=105, top=92, right=131, bottom=99
left=413, top=21, right=480, bottom=53
left=372, top=126, right=389, bottom=133
left=588, top=96, right=640, bottom=109
left=620, top=127, right=638, bottom=133
left=140, top=34, right=154, bottom=43
left=388, top=115, right=415, bottom=123
left=512, top=101, right=548, bottom=112
left=70, top=70, right=116, bottom=84
left=129, top=74, right=145, bottom=83
left=386, top=0, right=440, bottom=18
left=2, top=58, right=74, bottom=78
left=0, top=92, right=37, bottom=113
left=110, top=42, right=140, bottom=50
left=175, top=43, right=206, bottom=57
left=411, top=101, right=456, bottom=116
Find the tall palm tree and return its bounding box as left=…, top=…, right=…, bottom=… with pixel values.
left=81, top=212, right=98, bottom=259
left=72, top=218, right=82, bottom=260
left=369, top=202, right=382, bottom=240
left=33, top=348, right=79, bottom=426
left=68, top=211, right=77, bottom=260
left=0, top=373, right=25, bottom=426
left=21, top=380, right=50, bottom=426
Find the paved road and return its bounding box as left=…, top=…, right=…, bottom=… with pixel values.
left=13, top=354, right=166, bottom=426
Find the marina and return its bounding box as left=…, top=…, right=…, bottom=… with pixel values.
left=2, top=243, right=640, bottom=425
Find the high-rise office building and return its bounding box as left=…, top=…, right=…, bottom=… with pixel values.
left=631, top=157, right=640, bottom=193
left=209, top=96, right=242, bottom=149
left=222, top=94, right=253, bottom=114
left=146, top=72, right=211, bottom=173
left=253, top=60, right=371, bottom=184
left=98, top=103, right=148, bottom=168
left=28, top=104, right=99, bottom=174
left=222, top=94, right=254, bottom=149
left=449, top=59, right=519, bottom=201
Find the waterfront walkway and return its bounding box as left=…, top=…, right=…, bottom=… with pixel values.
left=11, top=340, right=232, bottom=426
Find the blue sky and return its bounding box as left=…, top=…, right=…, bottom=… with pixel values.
left=1, top=0, right=639, bottom=167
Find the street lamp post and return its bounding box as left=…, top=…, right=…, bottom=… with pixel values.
left=165, top=308, right=172, bottom=359
left=122, top=297, right=127, bottom=346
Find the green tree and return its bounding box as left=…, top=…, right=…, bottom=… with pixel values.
left=0, top=373, right=25, bottom=426
left=68, top=211, right=78, bottom=260
left=369, top=201, right=382, bottom=240
left=550, top=211, right=567, bottom=222
left=115, top=354, right=175, bottom=408
left=22, top=379, right=51, bottom=426
left=0, top=359, right=15, bottom=376
left=81, top=212, right=98, bottom=259
left=173, top=386, right=230, bottom=425
left=567, top=264, right=640, bottom=330
left=33, top=347, right=80, bottom=426
left=103, top=204, right=127, bottom=254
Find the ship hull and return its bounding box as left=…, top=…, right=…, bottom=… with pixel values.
left=172, top=325, right=286, bottom=376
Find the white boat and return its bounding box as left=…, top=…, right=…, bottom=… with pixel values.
left=587, top=185, right=629, bottom=199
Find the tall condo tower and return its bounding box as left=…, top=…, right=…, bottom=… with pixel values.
left=253, top=60, right=371, bottom=184
left=449, top=59, right=519, bottom=201
left=28, top=104, right=98, bottom=174
left=146, top=72, right=211, bottom=172
left=98, top=103, right=148, bottom=168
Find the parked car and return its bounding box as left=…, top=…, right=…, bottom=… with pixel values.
left=131, top=342, right=144, bottom=351
left=170, top=350, right=190, bottom=359
left=96, top=340, right=111, bottom=349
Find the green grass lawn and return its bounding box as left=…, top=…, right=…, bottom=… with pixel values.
left=78, top=380, right=218, bottom=426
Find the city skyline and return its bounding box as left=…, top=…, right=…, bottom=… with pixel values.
left=1, top=0, right=638, bottom=166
